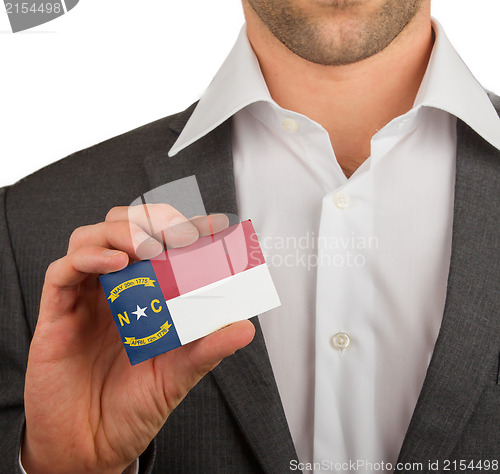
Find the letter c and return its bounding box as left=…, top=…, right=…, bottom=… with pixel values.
left=151, top=299, right=162, bottom=313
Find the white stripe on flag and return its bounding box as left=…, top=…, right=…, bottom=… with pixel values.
left=167, top=264, right=281, bottom=345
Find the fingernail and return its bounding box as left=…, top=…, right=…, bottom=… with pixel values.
left=170, top=217, right=197, bottom=234
left=103, top=249, right=123, bottom=257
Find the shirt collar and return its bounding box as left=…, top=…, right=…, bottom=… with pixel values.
left=169, top=20, right=500, bottom=157
left=414, top=19, right=500, bottom=150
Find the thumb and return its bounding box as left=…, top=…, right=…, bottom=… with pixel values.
left=184, top=319, right=256, bottom=372
left=153, top=320, right=255, bottom=408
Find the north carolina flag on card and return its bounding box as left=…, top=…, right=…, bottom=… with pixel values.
left=100, top=220, right=280, bottom=365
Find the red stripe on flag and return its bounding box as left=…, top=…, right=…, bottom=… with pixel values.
left=151, top=220, right=265, bottom=299
left=150, top=252, right=180, bottom=301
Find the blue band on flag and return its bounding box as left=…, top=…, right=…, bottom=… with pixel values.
left=100, top=260, right=182, bottom=365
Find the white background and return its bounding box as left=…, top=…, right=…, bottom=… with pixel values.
left=1, top=0, right=499, bottom=187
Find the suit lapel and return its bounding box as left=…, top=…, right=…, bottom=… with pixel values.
left=212, top=319, right=299, bottom=473
left=396, top=119, right=500, bottom=467
left=143, top=109, right=298, bottom=472
left=143, top=105, right=239, bottom=216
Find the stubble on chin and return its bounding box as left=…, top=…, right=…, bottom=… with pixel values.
left=245, top=0, right=426, bottom=66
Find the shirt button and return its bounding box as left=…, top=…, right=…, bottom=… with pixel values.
left=282, top=118, right=299, bottom=133
left=333, top=192, right=350, bottom=209
left=331, top=332, right=350, bottom=350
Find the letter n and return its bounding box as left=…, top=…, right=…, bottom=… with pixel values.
left=118, top=311, right=130, bottom=326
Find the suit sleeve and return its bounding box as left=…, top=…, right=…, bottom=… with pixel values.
left=0, top=187, right=31, bottom=474
left=0, top=185, right=158, bottom=473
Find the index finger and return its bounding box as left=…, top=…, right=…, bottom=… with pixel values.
left=106, top=205, right=230, bottom=249
left=106, top=204, right=199, bottom=249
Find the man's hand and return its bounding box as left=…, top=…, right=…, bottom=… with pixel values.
left=22, top=205, right=255, bottom=474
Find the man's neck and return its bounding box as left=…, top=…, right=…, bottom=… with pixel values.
left=244, top=5, right=434, bottom=178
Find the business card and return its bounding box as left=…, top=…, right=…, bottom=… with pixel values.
left=100, top=220, right=280, bottom=365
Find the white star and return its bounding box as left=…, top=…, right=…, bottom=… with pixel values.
left=132, top=305, right=148, bottom=321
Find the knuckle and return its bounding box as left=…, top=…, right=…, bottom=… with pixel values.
left=126, top=204, right=149, bottom=222
left=160, top=203, right=176, bottom=212
left=105, top=206, right=123, bottom=222
left=44, top=259, right=61, bottom=282
left=68, top=223, right=104, bottom=251
left=68, top=226, right=86, bottom=247
left=146, top=203, right=177, bottom=215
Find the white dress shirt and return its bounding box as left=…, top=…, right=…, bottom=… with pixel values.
left=169, top=19, right=500, bottom=474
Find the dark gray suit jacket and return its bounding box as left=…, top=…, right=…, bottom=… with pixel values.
left=0, top=97, right=499, bottom=473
